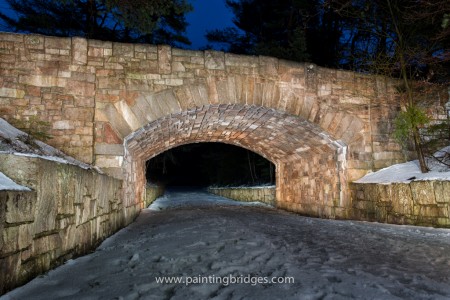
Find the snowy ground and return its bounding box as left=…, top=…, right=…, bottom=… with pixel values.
left=355, top=146, right=450, bottom=184
left=3, top=190, right=450, bottom=300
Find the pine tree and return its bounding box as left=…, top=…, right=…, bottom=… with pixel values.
left=0, top=0, right=193, bottom=47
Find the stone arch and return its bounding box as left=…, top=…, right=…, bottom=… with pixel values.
left=123, top=104, right=349, bottom=219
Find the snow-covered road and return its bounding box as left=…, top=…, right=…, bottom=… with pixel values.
left=3, top=190, right=450, bottom=300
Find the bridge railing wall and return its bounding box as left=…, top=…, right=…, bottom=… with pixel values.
left=350, top=180, right=450, bottom=227
left=0, top=154, right=129, bottom=295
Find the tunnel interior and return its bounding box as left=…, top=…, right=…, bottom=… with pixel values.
left=145, top=142, right=275, bottom=188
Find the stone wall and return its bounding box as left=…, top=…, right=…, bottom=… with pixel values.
left=208, top=186, right=276, bottom=206
left=1, top=32, right=448, bottom=221
left=0, top=154, right=126, bottom=294
left=0, top=31, right=417, bottom=180
left=144, top=185, right=164, bottom=208
left=351, top=181, right=450, bottom=227
left=0, top=34, right=96, bottom=163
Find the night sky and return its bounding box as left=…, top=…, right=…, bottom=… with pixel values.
left=0, top=0, right=234, bottom=50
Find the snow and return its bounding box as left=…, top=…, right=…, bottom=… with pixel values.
left=355, top=146, right=450, bottom=184
left=0, top=118, right=96, bottom=170
left=3, top=190, right=450, bottom=299
left=148, top=188, right=272, bottom=210
left=209, top=185, right=276, bottom=190
left=0, top=171, right=31, bottom=191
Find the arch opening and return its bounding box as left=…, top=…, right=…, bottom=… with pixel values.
left=123, top=104, right=349, bottom=219
left=146, top=142, right=276, bottom=188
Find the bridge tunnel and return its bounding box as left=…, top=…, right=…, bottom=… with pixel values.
left=145, top=142, right=275, bottom=188
left=124, top=104, right=348, bottom=218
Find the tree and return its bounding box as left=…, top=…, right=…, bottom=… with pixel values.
left=330, top=0, right=450, bottom=173
left=206, top=0, right=345, bottom=67
left=206, top=0, right=312, bottom=62
left=0, top=0, right=193, bottom=47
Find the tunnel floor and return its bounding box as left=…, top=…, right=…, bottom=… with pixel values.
left=3, top=191, right=450, bottom=300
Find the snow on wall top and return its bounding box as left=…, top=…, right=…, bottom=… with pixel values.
left=0, top=171, right=31, bottom=191
left=0, top=118, right=94, bottom=170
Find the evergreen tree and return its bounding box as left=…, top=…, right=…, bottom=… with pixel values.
left=206, top=0, right=343, bottom=67
left=206, top=0, right=312, bottom=62
left=0, top=0, right=193, bottom=47
left=331, top=0, right=450, bottom=172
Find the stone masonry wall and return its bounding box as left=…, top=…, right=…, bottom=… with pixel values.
left=144, top=185, right=164, bottom=208
left=0, top=31, right=418, bottom=181
left=207, top=186, right=276, bottom=206
left=351, top=181, right=450, bottom=227
left=124, top=104, right=347, bottom=219
left=0, top=154, right=125, bottom=294
left=0, top=34, right=96, bottom=163
left=1, top=32, right=448, bottom=221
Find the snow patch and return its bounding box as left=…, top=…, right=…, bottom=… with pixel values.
left=148, top=189, right=271, bottom=211
left=0, top=118, right=97, bottom=171
left=355, top=161, right=450, bottom=184
left=0, top=172, right=31, bottom=191
left=355, top=146, right=450, bottom=184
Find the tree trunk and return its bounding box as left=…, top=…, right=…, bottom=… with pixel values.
left=387, top=0, right=429, bottom=173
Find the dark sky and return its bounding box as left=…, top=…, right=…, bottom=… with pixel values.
left=186, top=0, right=234, bottom=49
left=0, top=0, right=234, bottom=50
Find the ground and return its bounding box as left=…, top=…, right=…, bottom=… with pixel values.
left=2, top=190, right=450, bottom=300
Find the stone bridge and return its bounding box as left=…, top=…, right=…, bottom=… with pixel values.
left=0, top=32, right=408, bottom=219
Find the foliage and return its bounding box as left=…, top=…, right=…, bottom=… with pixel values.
left=0, top=0, right=193, bottom=46
left=327, top=0, right=450, bottom=172
left=394, top=106, right=430, bottom=145
left=207, top=0, right=449, bottom=79
left=206, top=0, right=337, bottom=64
left=329, top=0, right=450, bottom=82
left=421, top=117, right=450, bottom=167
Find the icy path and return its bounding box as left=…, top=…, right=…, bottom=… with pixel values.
left=3, top=191, right=450, bottom=300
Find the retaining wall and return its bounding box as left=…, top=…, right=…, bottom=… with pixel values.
left=0, top=154, right=125, bottom=294
left=351, top=180, right=450, bottom=227
left=144, top=185, right=165, bottom=208
left=207, top=186, right=276, bottom=206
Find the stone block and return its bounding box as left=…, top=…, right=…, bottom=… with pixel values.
left=0, top=253, right=20, bottom=294
left=95, top=155, right=124, bottom=169
left=101, top=104, right=132, bottom=138
left=72, top=37, right=87, bottom=65
left=113, top=42, right=134, bottom=58
left=45, top=36, right=71, bottom=50
left=390, top=183, right=413, bottom=216
left=158, top=45, right=172, bottom=74
left=95, top=144, right=124, bottom=155
left=53, top=120, right=74, bottom=130
left=64, top=107, right=94, bottom=121
left=205, top=50, right=225, bottom=70
left=66, top=80, right=95, bottom=97
left=1, top=225, right=18, bottom=254
left=0, top=87, right=25, bottom=98
left=114, top=100, right=141, bottom=131
left=19, top=75, right=66, bottom=88
left=434, top=181, right=450, bottom=203
left=225, top=53, right=259, bottom=68
left=5, top=191, right=35, bottom=224
left=411, top=181, right=436, bottom=205
left=33, top=233, right=61, bottom=256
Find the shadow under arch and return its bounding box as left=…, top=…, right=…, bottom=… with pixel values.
left=123, top=104, right=349, bottom=218
left=145, top=142, right=276, bottom=188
